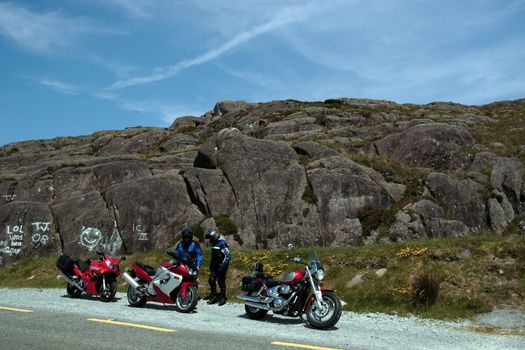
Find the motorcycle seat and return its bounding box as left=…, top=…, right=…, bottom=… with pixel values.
left=74, top=259, right=91, bottom=272
left=136, top=262, right=156, bottom=276
left=265, top=279, right=280, bottom=288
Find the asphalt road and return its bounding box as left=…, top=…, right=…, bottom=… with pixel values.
left=0, top=288, right=523, bottom=350
left=0, top=308, right=282, bottom=350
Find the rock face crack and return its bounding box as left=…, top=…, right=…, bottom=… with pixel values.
left=182, top=174, right=209, bottom=216
left=49, top=205, right=64, bottom=254
left=101, top=191, right=126, bottom=254
left=196, top=172, right=212, bottom=215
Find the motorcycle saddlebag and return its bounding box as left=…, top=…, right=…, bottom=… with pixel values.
left=56, top=255, right=74, bottom=275
left=241, top=276, right=263, bottom=293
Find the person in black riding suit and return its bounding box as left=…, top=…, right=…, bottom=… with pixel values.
left=170, top=228, right=203, bottom=270
left=205, top=228, right=231, bottom=306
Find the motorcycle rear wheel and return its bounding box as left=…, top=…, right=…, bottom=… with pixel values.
left=127, top=285, right=147, bottom=307
left=174, top=285, right=198, bottom=313
left=244, top=292, right=268, bottom=320
left=99, top=279, right=117, bottom=302
left=66, top=283, right=82, bottom=298
left=244, top=304, right=268, bottom=319
left=305, top=291, right=342, bottom=329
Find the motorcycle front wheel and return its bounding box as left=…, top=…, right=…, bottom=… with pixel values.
left=305, top=291, right=342, bottom=329
left=174, top=285, right=198, bottom=313
left=99, top=279, right=117, bottom=302
left=66, top=283, right=82, bottom=298
left=127, top=285, right=147, bottom=307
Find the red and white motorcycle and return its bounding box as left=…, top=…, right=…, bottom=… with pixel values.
left=122, top=251, right=199, bottom=313
left=237, top=250, right=342, bottom=329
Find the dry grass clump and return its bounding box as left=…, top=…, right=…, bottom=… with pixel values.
left=409, top=272, right=440, bottom=307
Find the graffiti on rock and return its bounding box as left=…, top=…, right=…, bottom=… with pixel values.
left=31, top=222, right=51, bottom=248
left=80, top=227, right=103, bottom=251
left=3, top=194, right=16, bottom=202
left=0, top=225, right=24, bottom=256
left=79, top=226, right=122, bottom=256
left=133, top=224, right=149, bottom=241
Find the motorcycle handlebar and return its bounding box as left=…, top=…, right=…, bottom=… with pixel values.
left=286, top=256, right=305, bottom=264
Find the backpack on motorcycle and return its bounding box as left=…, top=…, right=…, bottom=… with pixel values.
left=56, top=255, right=74, bottom=275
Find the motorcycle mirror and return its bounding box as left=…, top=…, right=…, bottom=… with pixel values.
left=120, top=256, right=126, bottom=261
left=96, top=250, right=105, bottom=256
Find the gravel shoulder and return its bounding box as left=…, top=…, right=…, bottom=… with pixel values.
left=0, top=288, right=524, bottom=350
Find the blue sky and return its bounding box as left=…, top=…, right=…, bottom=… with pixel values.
left=0, top=0, right=524, bottom=145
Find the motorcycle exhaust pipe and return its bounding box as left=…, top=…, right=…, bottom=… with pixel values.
left=60, top=273, right=85, bottom=292
left=122, top=272, right=140, bottom=289
left=245, top=301, right=270, bottom=310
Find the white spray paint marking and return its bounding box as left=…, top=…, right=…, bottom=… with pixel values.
left=80, top=227, right=103, bottom=251
left=133, top=224, right=149, bottom=241
left=0, top=225, right=24, bottom=256
left=3, top=194, right=16, bottom=202
left=100, top=229, right=123, bottom=256
left=31, top=222, right=51, bottom=248
left=79, top=227, right=123, bottom=256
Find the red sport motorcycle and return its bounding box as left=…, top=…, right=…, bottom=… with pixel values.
left=237, top=250, right=342, bottom=329
left=122, top=251, right=199, bottom=313
left=56, top=251, right=124, bottom=302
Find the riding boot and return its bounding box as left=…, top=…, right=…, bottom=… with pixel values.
left=207, top=296, right=220, bottom=305
left=218, top=289, right=227, bottom=306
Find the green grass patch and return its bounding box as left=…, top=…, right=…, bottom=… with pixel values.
left=1, top=234, right=524, bottom=321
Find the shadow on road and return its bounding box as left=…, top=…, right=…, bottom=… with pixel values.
left=125, top=302, right=198, bottom=314
left=237, top=314, right=339, bottom=330
left=237, top=313, right=304, bottom=326
left=60, top=294, right=122, bottom=303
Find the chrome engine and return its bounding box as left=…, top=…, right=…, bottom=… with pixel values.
left=267, top=285, right=294, bottom=312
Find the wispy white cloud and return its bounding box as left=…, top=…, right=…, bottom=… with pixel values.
left=106, top=2, right=324, bottom=90
left=88, top=55, right=137, bottom=78
left=92, top=91, right=204, bottom=125
left=0, top=2, right=119, bottom=53
left=93, top=0, right=180, bottom=19
left=36, top=78, right=81, bottom=96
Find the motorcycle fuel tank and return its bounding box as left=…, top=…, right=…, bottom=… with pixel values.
left=280, top=270, right=305, bottom=285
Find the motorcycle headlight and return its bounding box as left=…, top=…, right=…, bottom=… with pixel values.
left=316, top=269, right=325, bottom=281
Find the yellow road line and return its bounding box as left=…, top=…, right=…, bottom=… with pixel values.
left=0, top=305, right=33, bottom=313
left=272, top=341, right=341, bottom=350
left=87, top=318, right=176, bottom=333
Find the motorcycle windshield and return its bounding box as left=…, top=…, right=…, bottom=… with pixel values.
left=308, top=250, right=323, bottom=270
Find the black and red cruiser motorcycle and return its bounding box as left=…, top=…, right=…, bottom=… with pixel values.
left=237, top=250, right=342, bottom=329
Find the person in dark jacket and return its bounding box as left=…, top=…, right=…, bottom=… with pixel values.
left=205, top=228, right=231, bottom=306
left=171, top=228, right=203, bottom=270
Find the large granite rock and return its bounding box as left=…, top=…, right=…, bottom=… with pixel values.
left=210, top=128, right=307, bottom=247
left=309, top=166, right=390, bottom=245
left=426, top=173, right=486, bottom=229
left=491, top=158, right=524, bottom=214
left=106, top=174, right=204, bottom=253
left=0, top=201, right=59, bottom=266
left=52, top=191, right=119, bottom=256
left=373, top=123, right=473, bottom=170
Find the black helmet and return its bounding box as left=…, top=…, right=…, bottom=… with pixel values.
left=181, top=228, right=193, bottom=239
left=205, top=228, right=220, bottom=241
left=254, top=262, right=264, bottom=272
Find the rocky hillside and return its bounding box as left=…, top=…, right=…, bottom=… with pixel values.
left=1, top=98, right=524, bottom=267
